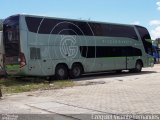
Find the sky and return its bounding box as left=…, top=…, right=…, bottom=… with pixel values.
left=0, top=0, right=160, bottom=39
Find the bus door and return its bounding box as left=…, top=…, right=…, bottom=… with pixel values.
left=126, top=47, right=141, bottom=69
left=126, top=56, right=135, bottom=69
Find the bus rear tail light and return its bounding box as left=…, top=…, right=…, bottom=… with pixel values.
left=19, top=52, right=26, bottom=68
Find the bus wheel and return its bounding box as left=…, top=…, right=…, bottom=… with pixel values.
left=55, top=64, right=68, bottom=80
left=70, top=63, right=83, bottom=79
left=134, top=61, right=142, bottom=73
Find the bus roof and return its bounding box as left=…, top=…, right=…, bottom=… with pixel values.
left=5, top=14, right=139, bottom=28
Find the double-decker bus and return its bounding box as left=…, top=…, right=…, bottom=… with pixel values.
left=2, top=14, right=154, bottom=79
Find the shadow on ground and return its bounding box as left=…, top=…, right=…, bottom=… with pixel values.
left=75, top=70, right=157, bottom=81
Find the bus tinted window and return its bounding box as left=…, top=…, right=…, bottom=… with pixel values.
left=108, top=25, right=138, bottom=40
left=25, top=17, right=43, bottom=33
left=25, top=17, right=92, bottom=36
left=25, top=17, right=138, bottom=40
left=80, top=46, right=142, bottom=58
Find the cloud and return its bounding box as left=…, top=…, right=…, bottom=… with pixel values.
left=151, top=26, right=160, bottom=40
left=149, top=1, right=160, bottom=39
left=149, top=20, right=160, bottom=26
left=156, top=1, right=160, bottom=10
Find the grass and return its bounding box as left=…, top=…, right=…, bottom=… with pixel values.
left=0, top=65, right=76, bottom=94
left=5, top=65, right=20, bottom=75
left=0, top=77, right=75, bottom=94
left=6, top=65, right=19, bottom=71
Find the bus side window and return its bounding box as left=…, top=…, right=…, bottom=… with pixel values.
left=30, top=47, right=41, bottom=60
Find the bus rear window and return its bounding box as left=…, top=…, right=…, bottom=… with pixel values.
left=3, top=15, right=20, bottom=57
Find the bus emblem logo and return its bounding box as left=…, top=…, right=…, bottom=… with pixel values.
left=60, top=35, right=78, bottom=61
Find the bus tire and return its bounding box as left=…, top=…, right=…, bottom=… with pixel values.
left=133, top=61, right=143, bottom=73
left=55, top=64, right=68, bottom=80
left=70, top=63, right=83, bottom=79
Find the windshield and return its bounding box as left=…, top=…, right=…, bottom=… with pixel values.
left=136, top=26, right=153, bottom=55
